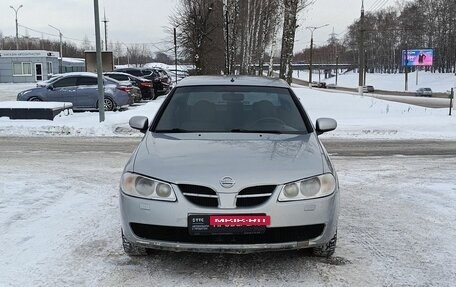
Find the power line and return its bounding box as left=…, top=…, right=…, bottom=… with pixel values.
left=371, top=0, right=389, bottom=12
left=373, top=0, right=390, bottom=12
left=368, top=0, right=383, bottom=11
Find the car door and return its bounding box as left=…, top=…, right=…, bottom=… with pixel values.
left=47, top=76, right=78, bottom=103
left=76, top=76, right=99, bottom=108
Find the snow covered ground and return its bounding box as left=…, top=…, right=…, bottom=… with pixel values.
left=1, top=144, right=455, bottom=286
left=293, top=70, right=456, bottom=93
left=1, top=79, right=455, bottom=286
left=0, top=83, right=454, bottom=139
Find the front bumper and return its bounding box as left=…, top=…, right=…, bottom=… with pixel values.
left=120, top=187, right=339, bottom=253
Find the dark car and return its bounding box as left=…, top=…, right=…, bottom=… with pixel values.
left=310, top=81, right=326, bottom=88
left=115, top=68, right=170, bottom=97
left=104, top=72, right=155, bottom=100
left=363, top=85, right=375, bottom=93
left=142, top=68, right=171, bottom=96
left=17, top=73, right=133, bottom=111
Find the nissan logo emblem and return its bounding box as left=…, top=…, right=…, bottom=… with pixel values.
left=220, top=176, right=235, bottom=188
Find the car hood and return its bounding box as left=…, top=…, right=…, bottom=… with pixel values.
left=131, top=133, right=326, bottom=192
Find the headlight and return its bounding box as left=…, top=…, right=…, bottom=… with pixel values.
left=120, top=172, right=176, bottom=201
left=278, top=174, right=336, bottom=202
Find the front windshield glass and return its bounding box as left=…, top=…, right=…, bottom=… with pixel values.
left=154, top=85, right=309, bottom=134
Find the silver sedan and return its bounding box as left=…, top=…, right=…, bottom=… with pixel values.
left=120, top=76, right=339, bottom=257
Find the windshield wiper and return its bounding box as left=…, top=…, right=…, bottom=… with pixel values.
left=155, top=128, right=191, bottom=133
left=230, top=129, right=283, bottom=134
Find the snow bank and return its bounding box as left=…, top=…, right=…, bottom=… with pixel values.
left=0, top=86, right=454, bottom=139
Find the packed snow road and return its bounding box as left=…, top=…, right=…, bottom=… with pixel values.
left=1, top=137, right=455, bottom=286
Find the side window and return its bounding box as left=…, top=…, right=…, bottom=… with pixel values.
left=77, top=76, right=98, bottom=86
left=107, top=74, right=122, bottom=81
left=129, top=70, right=142, bottom=77
left=53, top=77, right=77, bottom=88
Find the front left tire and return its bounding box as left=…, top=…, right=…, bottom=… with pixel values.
left=122, top=231, right=148, bottom=256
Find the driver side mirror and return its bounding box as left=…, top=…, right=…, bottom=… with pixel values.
left=316, top=118, right=337, bottom=135
left=47, top=85, right=54, bottom=90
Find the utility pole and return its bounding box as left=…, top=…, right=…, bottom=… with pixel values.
left=336, top=55, right=339, bottom=86
left=225, top=7, right=230, bottom=75
left=93, top=0, right=105, bottom=122
left=10, top=5, right=23, bottom=50
left=306, top=24, right=329, bottom=87
left=405, top=46, right=408, bottom=91
left=102, top=9, right=109, bottom=51
left=174, top=27, right=178, bottom=85
left=49, top=25, right=63, bottom=73
left=358, top=0, right=365, bottom=95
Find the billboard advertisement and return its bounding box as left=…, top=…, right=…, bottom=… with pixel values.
left=402, top=49, right=433, bottom=66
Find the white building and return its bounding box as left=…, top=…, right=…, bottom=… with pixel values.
left=0, top=50, right=59, bottom=83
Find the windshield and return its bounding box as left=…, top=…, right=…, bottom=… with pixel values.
left=154, top=85, right=309, bottom=134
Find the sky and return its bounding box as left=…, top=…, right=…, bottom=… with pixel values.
left=0, top=0, right=403, bottom=55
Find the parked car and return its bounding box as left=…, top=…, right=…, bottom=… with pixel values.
left=167, top=69, right=189, bottom=83
left=104, top=72, right=155, bottom=100
left=17, top=72, right=133, bottom=111
left=310, top=81, right=326, bottom=88
left=363, top=85, right=375, bottom=93
left=310, top=81, right=319, bottom=88
left=142, top=68, right=171, bottom=95
left=120, top=76, right=339, bottom=257
left=115, top=68, right=170, bottom=96
left=416, top=88, right=432, bottom=97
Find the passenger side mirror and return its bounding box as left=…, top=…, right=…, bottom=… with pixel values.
left=316, top=118, right=337, bottom=135
left=47, top=85, right=54, bottom=90
left=129, top=116, right=149, bottom=133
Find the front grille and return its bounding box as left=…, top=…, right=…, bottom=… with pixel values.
left=236, top=185, right=276, bottom=207
left=131, top=223, right=325, bottom=244
left=179, top=184, right=218, bottom=207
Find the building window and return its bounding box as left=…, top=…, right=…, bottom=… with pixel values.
left=12, top=62, right=33, bottom=76
left=47, top=62, right=53, bottom=74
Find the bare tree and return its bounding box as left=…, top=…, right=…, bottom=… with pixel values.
left=280, top=0, right=313, bottom=84
left=171, top=0, right=225, bottom=75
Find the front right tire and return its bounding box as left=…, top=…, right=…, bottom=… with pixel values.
left=312, top=231, right=337, bottom=258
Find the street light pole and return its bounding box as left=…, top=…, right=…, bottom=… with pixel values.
left=174, top=27, right=178, bottom=85
left=306, top=24, right=329, bottom=87
left=49, top=25, right=63, bottom=73
left=358, top=0, right=365, bottom=95
left=93, top=0, right=105, bottom=122
left=9, top=4, right=23, bottom=50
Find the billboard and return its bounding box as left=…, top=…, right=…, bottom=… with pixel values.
left=402, top=49, right=433, bottom=66
left=84, top=51, right=114, bottom=72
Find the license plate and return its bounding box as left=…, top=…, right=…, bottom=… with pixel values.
left=188, top=214, right=270, bottom=236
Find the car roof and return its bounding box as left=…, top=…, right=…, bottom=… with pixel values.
left=104, top=71, right=134, bottom=76
left=176, top=76, right=289, bottom=88
left=54, top=72, right=98, bottom=78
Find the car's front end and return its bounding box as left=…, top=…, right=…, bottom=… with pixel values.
left=16, top=87, right=45, bottom=101
left=120, top=133, right=339, bottom=254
